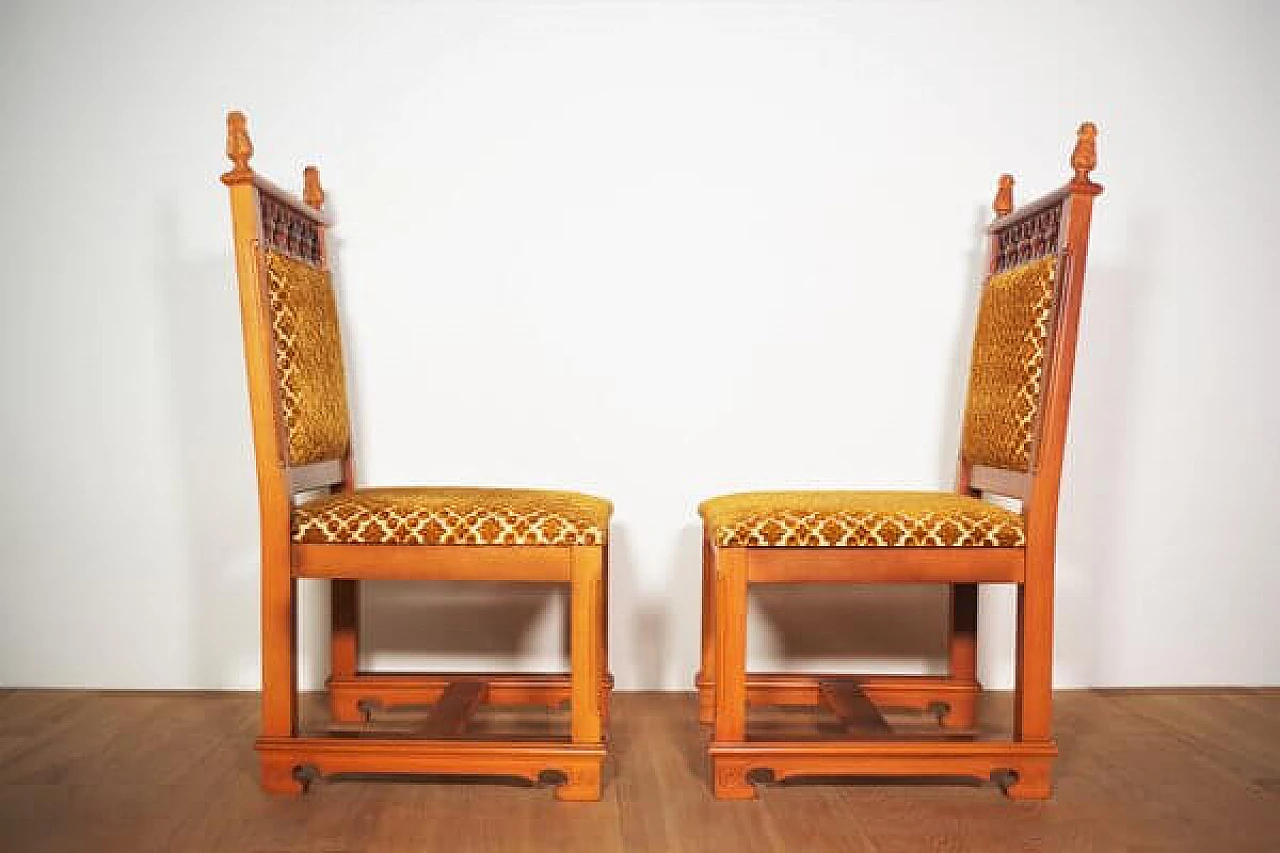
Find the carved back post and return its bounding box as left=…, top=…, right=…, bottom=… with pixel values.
left=219, top=109, right=354, bottom=572
left=959, top=122, right=1103, bottom=542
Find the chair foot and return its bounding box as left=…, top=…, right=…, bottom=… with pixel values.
left=259, top=755, right=307, bottom=796
left=938, top=696, right=977, bottom=730
left=712, top=758, right=757, bottom=800
left=328, top=692, right=369, bottom=724
left=553, top=763, right=603, bottom=801
left=1000, top=760, right=1053, bottom=800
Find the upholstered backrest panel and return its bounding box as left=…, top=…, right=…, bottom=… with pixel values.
left=263, top=249, right=351, bottom=465
left=961, top=254, right=1058, bottom=473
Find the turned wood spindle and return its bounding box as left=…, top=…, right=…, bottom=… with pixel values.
left=303, top=166, right=325, bottom=211
left=223, top=111, right=254, bottom=182
left=1070, top=122, right=1098, bottom=188
left=993, top=174, right=1015, bottom=218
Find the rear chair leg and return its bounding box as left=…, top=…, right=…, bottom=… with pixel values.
left=697, top=536, right=717, bottom=725
left=328, top=579, right=361, bottom=723
left=259, top=563, right=301, bottom=794
left=944, top=582, right=978, bottom=729
left=1009, top=567, right=1056, bottom=799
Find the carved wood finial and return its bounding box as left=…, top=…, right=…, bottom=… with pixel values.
left=222, top=111, right=254, bottom=184
left=303, top=165, right=324, bottom=210
left=1070, top=121, right=1098, bottom=187
left=993, top=174, right=1014, bottom=218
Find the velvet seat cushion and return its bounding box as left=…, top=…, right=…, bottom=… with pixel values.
left=699, top=491, right=1024, bottom=548
left=294, top=487, right=611, bottom=546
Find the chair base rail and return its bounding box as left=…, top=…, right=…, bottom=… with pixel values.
left=695, top=672, right=981, bottom=728
left=328, top=671, right=615, bottom=722
left=260, top=671, right=614, bottom=800
left=708, top=738, right=1057, bottom=800
left=257, top=736, right=606, bottom=801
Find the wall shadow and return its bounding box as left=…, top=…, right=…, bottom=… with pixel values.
left=753, top=586, right=948, bottom=670
left=1052, top=212, right=1154, bottom=686
left=937, top=205, right=991, bottom=479
left=361, top=581, right=558, bottom=664
left=313, top=189, right=578, bottom=678
left=319, top=190, right=367, bottom=478
left=610, top=524, right=666, bottom=689
left=747, top=209, right=989, bottom=678
left=947, top=204, right=1008, bottom=685
left=155, top=199, right=329, bottom=690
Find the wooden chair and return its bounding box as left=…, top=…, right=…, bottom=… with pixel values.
left=219, top=111, right=610, bottom=801
left=696, top=123, right=1103, bottom=800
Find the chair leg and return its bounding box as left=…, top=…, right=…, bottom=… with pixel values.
left=1013, top=575, right=1054, bottom=742
left=944, top=582, right=978, bottom=729
left=1011, top=565, right=1055, bottom=800
left=697, top=535, right=716, bottom=725
left=328, top=579, right=362, bottom=722
left=261, top=567, right=297, bottom=736
left=712, top=548, right=748, bottom=744
left=600, top=545, right=611, bottom=730
left=566, top=546, right=604, bottom=801
left=259, top=562, right=299, bottom=792
left=569, top=546, right=604, bottom=745
left=712, top=547, right=751, bottom=799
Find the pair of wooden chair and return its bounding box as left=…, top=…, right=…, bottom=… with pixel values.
left=222, top=113, right=609, bottom=801
left=697, top=125, right=1101, bottom=799
left=221, top=112, right=1100, bottom=802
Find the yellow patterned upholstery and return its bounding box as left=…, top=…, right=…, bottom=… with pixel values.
left=961, top=255, right=1058, bottom=472
left=293, top=488, right=612, bottom=546
left=700, top=491, right=1024, bottom=548
left=263, top=250, right=351, bottom=465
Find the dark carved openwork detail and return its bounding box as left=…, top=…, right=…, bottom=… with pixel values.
left=261, top=194, right=322, bottom=264
left=994, top=203, right=1062, bottom=272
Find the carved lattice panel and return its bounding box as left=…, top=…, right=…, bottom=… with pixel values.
left=994, top=203, right=1063, bottom=272
left=261, top=194, right=322, bottom=264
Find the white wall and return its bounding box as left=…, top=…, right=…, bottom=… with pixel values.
left=2, top=0, right=1278, bottom=692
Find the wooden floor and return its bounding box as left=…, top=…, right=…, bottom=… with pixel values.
left=1, top=689, right=1277, bottom=852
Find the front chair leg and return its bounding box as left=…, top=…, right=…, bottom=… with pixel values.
left=568, top=546, right=605, bottom=800
left=712, top=547, right=752, bottom=799
left=712, top=548, right=748, bottom=744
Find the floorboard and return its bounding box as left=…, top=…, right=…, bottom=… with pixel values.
left=0, top=690, right=1276, bottom=852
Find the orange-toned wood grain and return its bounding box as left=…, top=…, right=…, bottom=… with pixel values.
left=222, top=111, right=610, bottom=799
left=700, top=122, right=1103, bottom=801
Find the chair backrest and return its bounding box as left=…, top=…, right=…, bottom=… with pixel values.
left=220, top=111, right=354, bottom=525
left=958, top=123, right=1102, bottom=537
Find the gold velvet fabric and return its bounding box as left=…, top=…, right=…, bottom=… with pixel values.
left=264, top=250, right=352, bottom=466
left=961, top=255, right=1058, bottom=472
left=699, top=491, right=1024, bottom=548
left=293, top=487, right=612, bottom=546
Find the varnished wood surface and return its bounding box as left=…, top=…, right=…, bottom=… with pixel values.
left=818, top=682, right=891, bottom=734
left=1, top=690, right=1277, bottom=851
left=744, top=546, right=1024, bottom=584
left=700, top=125, right=1106, bottom=797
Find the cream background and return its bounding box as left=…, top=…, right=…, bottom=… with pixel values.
left=1, top=0, right=1277, bottom=690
